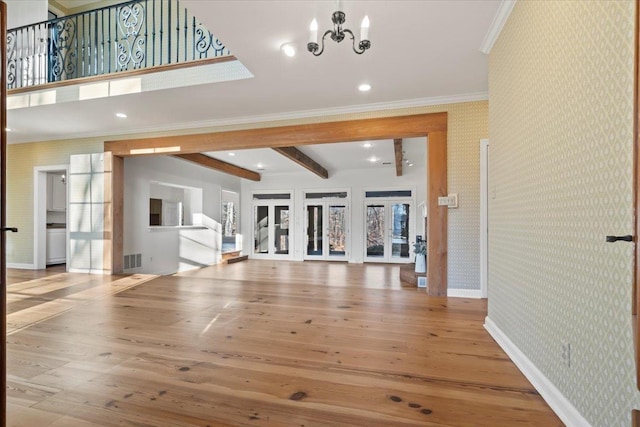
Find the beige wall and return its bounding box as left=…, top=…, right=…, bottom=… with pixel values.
left=7, top=100, right=487, bottom=290
left=7, top=138, right=103, bottom=265
left=488, top=0, right=636, bottom=425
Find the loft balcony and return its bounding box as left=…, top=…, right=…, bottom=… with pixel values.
left=7, top=0, right=232, bottom=92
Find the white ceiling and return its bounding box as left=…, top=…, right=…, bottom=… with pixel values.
left=204, top=137, right=426, bottom=176
left=54, top=0, right=104, bottom=9
left=7, top=0, right=499, bottom=145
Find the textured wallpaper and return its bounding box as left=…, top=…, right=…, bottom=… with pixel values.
left=7, top=102, right=487, bottom=291
left=488, top=1, right=636, bottom=425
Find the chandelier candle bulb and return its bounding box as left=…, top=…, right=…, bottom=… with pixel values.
left=361, top=16, right=369, bottom=41
left=309, top=19, right=318, bottom=44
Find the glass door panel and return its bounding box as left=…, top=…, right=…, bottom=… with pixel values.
left=328, top=205, right=346, bottom=256
left=254, top=205, right=269, bottom=254
left=366, top=205, right=385, bottom=258
left=306, top=205, right=323, bottom=256
left=391, top=203, right=410, bottom=260
left=274, top=205, right=290, bottom=255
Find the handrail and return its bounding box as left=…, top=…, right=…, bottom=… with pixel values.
left=7, top=0, right=231, bottom=90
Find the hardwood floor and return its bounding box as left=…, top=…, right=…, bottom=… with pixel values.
left=6, top=261, right=563, bottom=426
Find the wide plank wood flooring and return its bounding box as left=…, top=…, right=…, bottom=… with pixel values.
left=6, top=260, right=563, bottom=426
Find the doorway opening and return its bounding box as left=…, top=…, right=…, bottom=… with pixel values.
left=33, top=165, right=68, bottom=270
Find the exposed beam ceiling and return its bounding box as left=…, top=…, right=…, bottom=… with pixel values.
left=173, top=153, right=261, bottom=181
left=272, top=147, right=329, bottom=179
left=394, top=138, right=403, bottom=177
left=105, top=113, right=446, bottom=156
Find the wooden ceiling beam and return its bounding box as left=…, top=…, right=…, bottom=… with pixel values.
left=272, top=147, right=329, bottom=179
left=173, top=153, right=261, bottom=181
left=104, top=113, right=447, bottom=156
left=394, top=138, right=403, bottom=177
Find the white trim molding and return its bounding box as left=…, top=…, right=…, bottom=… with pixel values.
left=448, top=288, right=483, bottom=299
left=480, top=139, right=489, bottom=298
left=7, top=263, right=36, bottom=270
left=484, top=317, right=592, bottom=427
left=479, top=0, right=517, bottom=54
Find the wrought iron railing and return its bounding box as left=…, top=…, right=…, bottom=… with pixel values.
left=7, top=0, right=231, bottom=90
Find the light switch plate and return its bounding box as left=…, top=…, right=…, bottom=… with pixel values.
left=438, top=194, right=459, bottom=208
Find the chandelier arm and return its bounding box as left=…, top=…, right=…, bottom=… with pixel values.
left=307, top=30, right=332, bottom=56
left=342, top=29, right=363, bottom=54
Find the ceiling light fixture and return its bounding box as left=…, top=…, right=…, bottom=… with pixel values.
left=228, top=152, right=236, bottom=157
left=5, top=128, right=11, bottom=132
left=308, top=2, right=370, bottom=56
left=280, top=42, right=297, bottom=57
left=358, top=83, right=371, bottom=92
left=116, top=112, right=127, bottom=118
left=368, top=156, right=377, bottom=163
left=363, top=142, right=372, bottom=148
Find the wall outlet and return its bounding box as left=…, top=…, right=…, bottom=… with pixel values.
left=561, top=342, right=571, bottom=368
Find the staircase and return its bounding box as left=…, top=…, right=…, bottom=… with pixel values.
left=222, top=250, right=248, bottom=264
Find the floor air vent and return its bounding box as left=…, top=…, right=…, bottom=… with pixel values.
left=124, top=254, right=142, bottom=270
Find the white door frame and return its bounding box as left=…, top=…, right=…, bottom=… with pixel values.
left=34, top=165, right=69, bottom=270
left=251, top=199, right=294, bottom=260
left=303, top=200, right=350, bottom=261
left=363, top=198, right=415, bottom=264
left=480, top=139, right=489, bottom=298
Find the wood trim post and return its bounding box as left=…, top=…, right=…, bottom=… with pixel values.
left=104, top=153, right=124, bottom=274
left=427, top=130, right=448, bottom=296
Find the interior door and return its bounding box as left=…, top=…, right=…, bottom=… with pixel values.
left=1, top=3, right=9, bottom=423
left=364, top=201, right=412, bottom=263
left=305, top=202, right=348, bottom=260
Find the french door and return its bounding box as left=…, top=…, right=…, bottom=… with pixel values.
left=253, top=201, right=292, bottom=259
left=304, top=202, right=349, bottom=261
left=364, top=201, right=413, bottom=263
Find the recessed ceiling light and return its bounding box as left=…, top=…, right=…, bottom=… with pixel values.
left=116, top=112, right=127, bottom=118
left=358, top=83, right=371, bottom=92
left=5, top=128, right=11, bottom=132
left=408, top=163, right=414, bottom=167
left=228, top=152, right=236, bottom=156
left=368, top=156, right=378, bottom=163
left=257, top=163, right=264, bottom=169
left=280, top=42, right=296, bottom=57
left=363, top=142, right=372, bottom=148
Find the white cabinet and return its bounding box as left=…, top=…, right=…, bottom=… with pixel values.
left=47, top=174, right=66, bottom=211
left=46, top=228, right=66, bottom=265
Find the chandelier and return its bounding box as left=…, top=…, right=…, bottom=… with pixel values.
left=307, top=3, right=370, bottom=56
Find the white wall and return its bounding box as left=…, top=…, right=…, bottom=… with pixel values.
left=124, top=156, right=241, bottom=275
left=241, top=164, right=426, bottom=263
left=6, top=0, right=47, bottom=28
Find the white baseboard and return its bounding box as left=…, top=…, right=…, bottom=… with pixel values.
left=7, top=263, right=36, bottom=270
left=447, top=288, right=483, bottom=298
left=484, top=316, right=591, bottom=427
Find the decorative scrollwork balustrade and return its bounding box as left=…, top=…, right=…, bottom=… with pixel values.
left=7, top=0, right=231, bottom=90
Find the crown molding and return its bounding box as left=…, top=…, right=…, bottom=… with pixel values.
left=479, top=0, right=517, bottom=54
left=8, top=92, right=488, bottom=145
